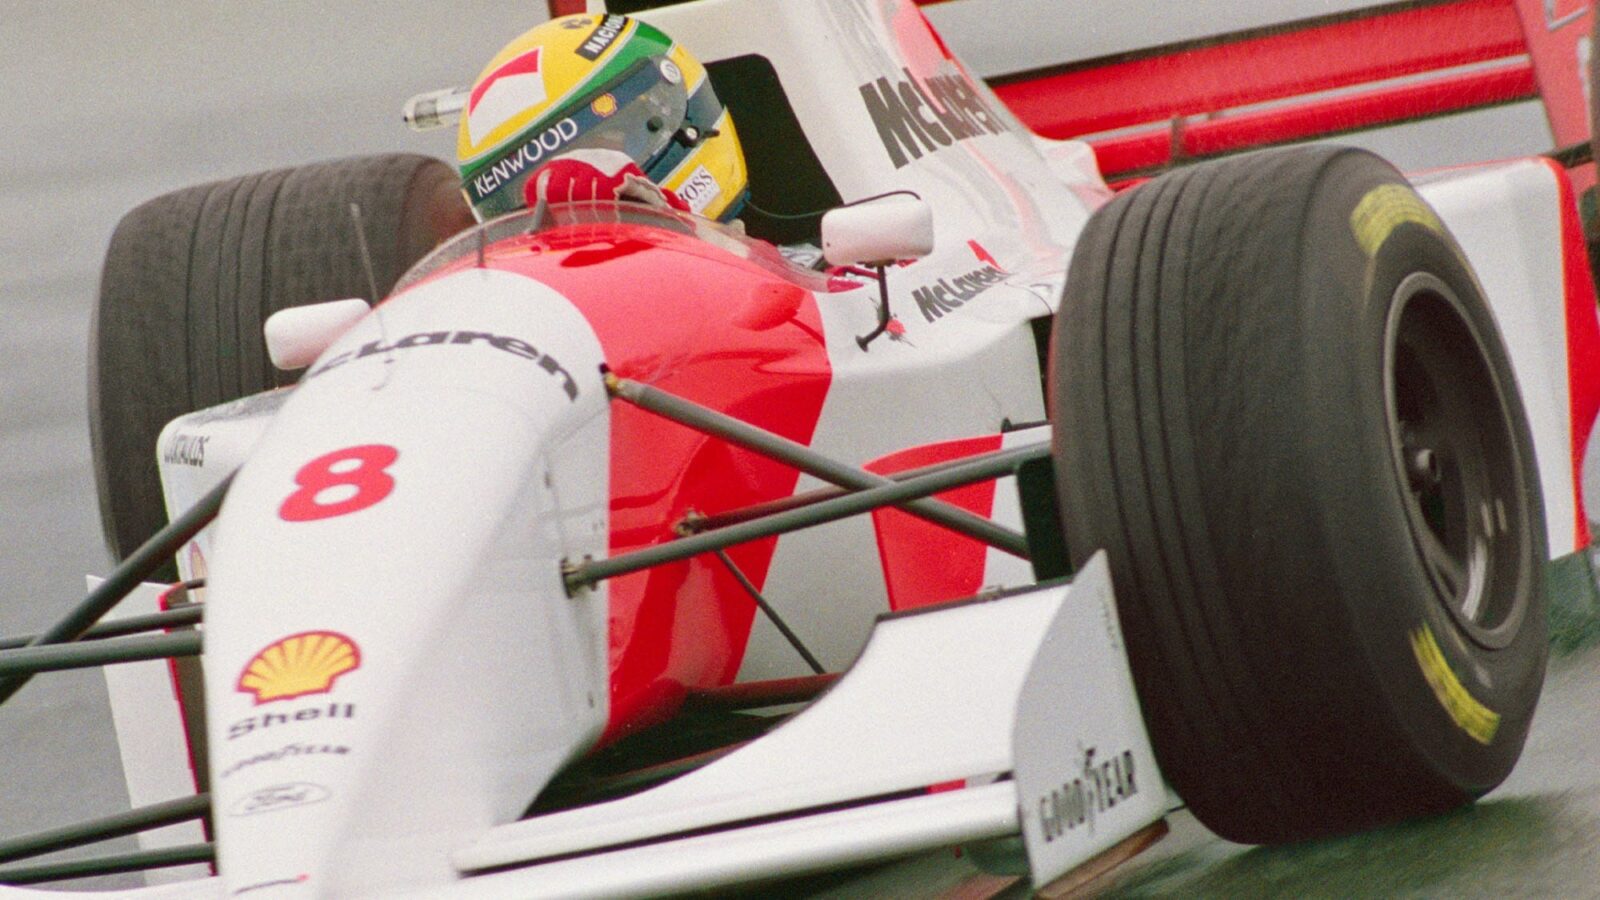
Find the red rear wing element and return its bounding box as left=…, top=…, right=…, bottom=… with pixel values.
left=990, top=0, right=1527, bottom=137
left=916, top=0, right=1587, bottom=185
left=1510, top=0, right=1593, bottom=149
left=974, top=0, right=1564, bottom=179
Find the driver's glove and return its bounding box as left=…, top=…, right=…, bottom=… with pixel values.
left=522, top=149, right=689, bottom=213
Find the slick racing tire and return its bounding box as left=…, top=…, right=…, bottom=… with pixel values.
left=1050, top=145, right=1547, bottom=844
left=91, top=154, right=472, bottom=569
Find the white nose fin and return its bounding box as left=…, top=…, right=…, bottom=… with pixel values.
left=263, top=298, right=371, bottom=371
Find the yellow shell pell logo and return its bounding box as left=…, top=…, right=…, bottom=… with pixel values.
left=237, top=631, right=361, bottom=705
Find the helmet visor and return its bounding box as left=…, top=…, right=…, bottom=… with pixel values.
left=464, top=58, right=690, bottom=220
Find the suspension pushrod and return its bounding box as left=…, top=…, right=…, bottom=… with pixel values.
left=0, top=604, right=203, bottom=651
left=0, top=473, right=231, bottom=704
left=0, top=794, right=210, bottom=864
left=0, top=632, right=202, bottom=677
left=607, top=376, right=1030, bottom=559
left=567, top=443, right=1046, bottom=591
left=689, top=448, right=1026, bottom=533
left=0, top=843, right=213, bottom=885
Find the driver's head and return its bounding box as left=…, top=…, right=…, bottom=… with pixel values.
left=457, top=14, right=748, bottom=222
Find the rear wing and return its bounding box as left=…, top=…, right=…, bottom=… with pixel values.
left=980, top=0, right=1589, bottom=180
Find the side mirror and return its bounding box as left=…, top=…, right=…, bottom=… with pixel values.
left=820, top=195, right=934, bottom=267
left=264, top=298, right=371, bottom=371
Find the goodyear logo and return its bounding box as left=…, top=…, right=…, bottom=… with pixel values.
left=1410, top=624, right=1499, bottom=745
left=237, top=631, right=361, bottom=705
left=1350, top=185, right=1445, bottom=257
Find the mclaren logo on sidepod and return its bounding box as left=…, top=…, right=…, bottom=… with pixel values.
left=237, top=631, right=361, bottom=705
left=858, top=68, right=1007, bottom=169
left=911, top=240, right=1008, bottom=323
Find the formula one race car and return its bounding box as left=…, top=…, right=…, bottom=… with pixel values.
left=3, top=0, right=1598, bottom=896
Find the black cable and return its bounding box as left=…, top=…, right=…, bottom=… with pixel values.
left=714, top=550, right=824, bottom=675
left=743, top=188, right=926, bottom=224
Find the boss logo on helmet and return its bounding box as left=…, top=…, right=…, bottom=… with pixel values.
left=468, top=118, right=581, bottom=201
left=677, top=165, right=721, bottom=215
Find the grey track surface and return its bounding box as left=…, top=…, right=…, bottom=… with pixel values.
left=0, top=0, right=1585, bottom=894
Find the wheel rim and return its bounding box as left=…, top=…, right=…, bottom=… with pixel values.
left=1384, top=272, right=1531, bottom=649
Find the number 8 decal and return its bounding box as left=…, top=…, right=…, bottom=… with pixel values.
left=280, top=444, right=399, bottom=522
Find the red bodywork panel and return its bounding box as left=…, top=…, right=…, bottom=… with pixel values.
left=480, top=222, right=834, bottom=740
left=865, top=434, right=1001, bottom=612
left=1087, top=65, right=1535, bottom=178
left=990, top=0, right=1528, bottom=141
left=986, top=0, right=1539, bottom=179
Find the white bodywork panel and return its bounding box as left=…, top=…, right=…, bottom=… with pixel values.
left=1011, top=555, right=1165, bottom=886
left=458, top=581, right=1063, bottom=868
left=451, top=554, right=1162, bottom=897
left=54, top=557, right=1162, bottom=898
left=95, top=579, right=210, bottom=886
left=198, top=268, right=613, bottom=897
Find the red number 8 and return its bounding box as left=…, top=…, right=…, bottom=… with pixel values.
left=279, top=444, right=398, bottom=522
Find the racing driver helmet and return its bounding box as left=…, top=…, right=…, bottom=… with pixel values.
left=457, top=14, right=748, bottom=223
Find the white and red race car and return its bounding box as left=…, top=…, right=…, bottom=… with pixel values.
left=3, top=0, right=1598, bottom=896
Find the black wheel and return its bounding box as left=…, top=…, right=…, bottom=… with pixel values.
left=91, top=153, right=473, bottom=568
left=1050, top=145, right=1547, bottom=844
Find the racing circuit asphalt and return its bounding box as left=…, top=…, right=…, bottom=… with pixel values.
left=1, top=1, right=1595, bottom=895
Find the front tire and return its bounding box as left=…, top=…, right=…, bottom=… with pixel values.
left=91, top=154, right=472, bottom=568
left=1050, top=145, right=1547, bottom=843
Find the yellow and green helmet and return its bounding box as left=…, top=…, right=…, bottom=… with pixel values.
left=457, top=14, right=748, bottom=222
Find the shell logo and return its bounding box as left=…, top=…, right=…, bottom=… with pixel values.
left=237, top=632, right=361, bottom=705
